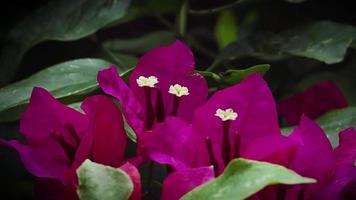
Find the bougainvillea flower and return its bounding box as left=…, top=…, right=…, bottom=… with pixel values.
left=142, top=73, right=298, bottom=200
left=278, top=80, right=348, bottom=125
left=0, top=88, right=141, bottom=200
left=143, top=73, right=296, bottom=176
left=257, top=116, right=356, bottom=200
left=97, top=40, right=208, bottom=137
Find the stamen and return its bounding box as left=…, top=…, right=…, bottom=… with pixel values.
left=222, top=121, right=232, bottom=165
left=144, top=87, right=155, bottom=130
left=155, top=90, right=165, bottom=122
left=168, top=84, right=189, bottom=97
left=136, top=76, right=158, bottom=88
left=298, top=186, right=305, bottom=200
left=277, top=188, right=286, bottom=200
left=205, top=137, right=219, bottom=176
left=215, top=108, right=238, bottom=121
left=233, top=133, right=240, bottom=158
left=170, top=96, right=180, bottom=116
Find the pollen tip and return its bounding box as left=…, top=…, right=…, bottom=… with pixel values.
left=136, top=75, right=158, bottom=88
left=215, top=108, right=238, bottom=121
left=168, top=84, right=189, bottom=97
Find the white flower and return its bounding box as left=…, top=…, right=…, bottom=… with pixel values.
left=168, top=84, right=189, bottom=97
left=136, top=76, right=158, bottom=88
left=215, top=108, right=238, bottom=121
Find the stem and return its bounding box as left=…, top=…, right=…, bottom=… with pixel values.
left=205, top=137, right=219, bottom=176
left=155, top=90, right=165, bottom=122
left=144, top=88, right=155, bottom=130
left=154, top=14, right=216, bottom=60
left=189, top=0, right=248, bottom=15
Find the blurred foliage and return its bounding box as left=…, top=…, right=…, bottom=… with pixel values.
left=0, top=0, right=356, bottom=199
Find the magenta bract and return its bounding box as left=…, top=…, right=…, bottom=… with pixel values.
left=0, top=88, right=140, bottom=200
left=278, top=80, right=348, bottom=125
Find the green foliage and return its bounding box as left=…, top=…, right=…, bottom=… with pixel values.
left=103, top=31, right=176, bottom=54
left=181, top=158, right=315, bottom=200
left=281, top=107, right=356, bottom=148
left=77, top=159, right=133, bottom=200
left=212, top=21, right=356, bottom=68
left=197, top=64, right=270, bottom=87
left=0, top=0, right=132, bottom=85
left=0, top=59, right=115, bottom=122
left=215, top=10, right=239, bottom=49
left=220, top=64, right=270, bottom=86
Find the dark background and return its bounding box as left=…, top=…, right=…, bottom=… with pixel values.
left=0, top=0, right=355, bottom=199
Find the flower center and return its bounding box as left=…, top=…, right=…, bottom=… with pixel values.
left=215, top=108, right=238, bottom=121
left=136, top=76, right=158, bottom=88
left=169, top=84, right=189, bottom=116
left=168, top=84, right=189, bottom=97
left=215, top=108, right=239, bottom=167
left=205, top=137, right=219, bottom=176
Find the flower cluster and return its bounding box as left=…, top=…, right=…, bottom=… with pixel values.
left=1, top=41, right=355, bottom=200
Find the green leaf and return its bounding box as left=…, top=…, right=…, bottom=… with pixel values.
left=220, top=64, right=270, bottom=86
left=181, top=158, right=315, bottom=200
left=197, top=64, right=270, bottom=88
left=281, top=107, right=356, bottom=148
left=124, top=117, right=137, bottom=143
left=195, top=70, right=221, bottom=83
left=68, top=102, right=84, bottom=113
left=0, top=0, right=131, bottom=85
left=77, top=159, right=133, bottom=200
left=215, top=10, right=239, bottom=49
left=103, top=31, right=176, bottom=55
left=316, top=107, right=356, bottom=148
left=0, top=58, right=113, bottom=122
left=177, top=0, right=189, bottom=37
left=212, top=21, right=356, bottom=68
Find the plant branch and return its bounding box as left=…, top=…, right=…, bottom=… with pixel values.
left=189, top=0, right=249, bottom=15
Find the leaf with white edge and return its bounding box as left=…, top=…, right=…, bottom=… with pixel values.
left=0, top=0, right=131, bottom=85
left=0, top=58, right=116, bottom=122
left=77, top=159, right=133, bottom=200
left=215, top=10, right=239, bottom=49
left=181, top=158, right=316, bottom=200
left=281, top=107, right=356, bottom=148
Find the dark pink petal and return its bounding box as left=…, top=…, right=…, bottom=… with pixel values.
left=0, top=87, right=87, bottom=185
left=315, top=128, right=356, bottom=200
left=0, top=140, right=70, bottom=185
left=142, top=117, right=209, bottom=170
left=278, top=81, right=348, bottom=125
left=80, top=95, right=127, bottom=167
left=20, top=87, right=87, bottom=145
left=193, top=74, right=280, bottom=172
left=242, top=135, right=296, bottom=166
left=161, top=166, right=215, bottom=200
left=97, top=66, right=145, bottom=136
left=120, top=162, right=142, bottom=200
left=288, top=116, right=336, bottom=198
left=128, top=40, right=207, bottom=123
left=335, top=128, right=356, bottom=166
